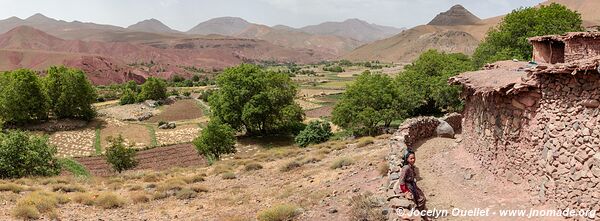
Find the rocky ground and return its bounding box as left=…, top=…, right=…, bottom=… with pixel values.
left=398, top=136, right=563, bottom=221
left=0, top=136, right=390, bottom=221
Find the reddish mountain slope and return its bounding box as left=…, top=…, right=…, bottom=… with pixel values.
left=0, top=26, right=328, bottom=84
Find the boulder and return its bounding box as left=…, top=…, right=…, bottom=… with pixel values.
left=388, top=197, right=414, bottom=209
left=435, top=120, right=455, bottom=138
left=144, top=100, right=158, bottom=108
left=159, top=122, right=177, bottom=129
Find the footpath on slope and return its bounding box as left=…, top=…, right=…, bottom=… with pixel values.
left=408, top=136, right=562, bottom=221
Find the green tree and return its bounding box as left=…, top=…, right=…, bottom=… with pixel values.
left=397, top=50, right=474, bottom=116
left=137, top=77, right=167, bottom=101
left=124, top=80, right=139, bottom=93
left=332, top=71, right=402, bottom=135
left=193, top=120, right=236, bottom=162
left=473, top=3, right=583, bottom=67
left=44, top=66, right=97, bottom=120
left=295, top=120, right=332, bottom=147
left=0, top=130, right=60, bottom=178
left=119, top=89, right=137, bottom=105
left=0, top=69, right=48, bottom=124
left=209, top=64, right=304, bottom=136
left=105, top=135, right=138, bottom=173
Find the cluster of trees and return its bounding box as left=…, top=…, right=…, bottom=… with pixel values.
left=119, top=77, right=167, bottom=105
left=0, top=130, right=61, bottom=178
left=473, top=3, right=583, bottom=67
left=333, top=51, right=474, bottom=135
left=0, top=67, right=96, bottom=125
left=323, top=66, right=344, bottom=73
left=167, top=74, right=215, bottom=87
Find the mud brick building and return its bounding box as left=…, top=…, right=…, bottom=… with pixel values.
left=450, top=32, right=600, bottom=212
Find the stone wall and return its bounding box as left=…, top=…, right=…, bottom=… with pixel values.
left=385, top=114, right=460, bottom=216
left=565, top=38, right=600, bottom=63
left=460, top=72, right=600, bottom=212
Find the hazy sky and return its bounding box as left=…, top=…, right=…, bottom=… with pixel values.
left=0, top=0, right=545, bottom=31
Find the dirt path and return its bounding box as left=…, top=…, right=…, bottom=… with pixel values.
left=411, top=136, right=561, bottom=221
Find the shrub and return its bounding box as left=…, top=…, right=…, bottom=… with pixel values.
left=137, top=77, right=167, bottom=101
left=176, top=188, right=197, bottom=200
left=184, top=174, right=205, bottom=183
left=168, top=89, right=179, bottom=96
left=257, top=204, right=301, bottom=221
left=183, top=91, right=191, bottom=97
left=152, top=191, right=170, bottom=200
left=193, top=120, right=236, bottom=161
left=105, top=135, right=138, bottom=173
left=221, top=172, right=236, bottom=180
left=330, top=157, right=354, bottom=169
left=0, top=130, right=60, bottom=178
left=43, top=66, right=97, bottom=120
left=295, top=120, right=332, bottom=147
left=95, top=192, right=125, bottom=209
left=119, top=89, right=137, bottom=105
left=244, top=163, right=263, bottom=171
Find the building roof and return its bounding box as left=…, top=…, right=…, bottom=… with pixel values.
left=529, top=56, right=600, bottom=74
left=450, top=56, right=600, bottom=96
left=528, top=32, right=600, bottom=42
left=449, top=61, right=535, bottom=95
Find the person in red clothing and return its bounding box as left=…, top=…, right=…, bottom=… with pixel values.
left=398, top=149, right=426, bottom=210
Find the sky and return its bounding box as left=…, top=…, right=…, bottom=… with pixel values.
left=0, top=0, right=546, bottom=31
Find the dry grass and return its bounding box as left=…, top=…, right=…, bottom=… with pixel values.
left=0, top=183, right=25, bottom=193
left=52, top=183, right=86, bottom=193
left=356, top=137, right=375, bottom=148
left=176, top=188, right=198, bottom=200
left=280, top=161, right=302, bottom=172
left=256, top=204, right=301, bottom=221
left=183, top=174, right=205, bottom=184
left=212, top=163, right=235, bottom=175
left=95, top=192, right=126, bottom=209
left=152, top=191, right=170, bottom=200
left=73, top=192, right=95, bottom=206
left=13, top=191, right=63, bottom=219
left=378, top=162, right=390, bottom=177
left=191, top=184, right=209, bottom=193
left=244, top=163, right=264, bottom=171
left=142, top=173, right=163, bottom=182
left=157, top=178, right=187, bottom=192
left=130, top=191, right=150, bottom=204
left=348, top=193, right=386, bottom=221
left=330, top=157, right=354, bottom=169
left=222, top=172, right=237, bottom=180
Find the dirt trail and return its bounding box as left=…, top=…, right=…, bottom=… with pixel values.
left=411, top=136, right=562, bottom=221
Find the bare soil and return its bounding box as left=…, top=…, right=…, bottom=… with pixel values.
left=145, top=99, right=204, bottom=123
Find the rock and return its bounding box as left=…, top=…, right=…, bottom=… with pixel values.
left=389, top=197, right=413, bottom=208
left=435, top=120, right=455, bottom=138
left=159, top=122, right=177, bottom=129
left=328, top=208, right=338, bottom=214
left=581, top=99, right=600, bottom=108
left=144, top=100, right=159, bottom=108
left=390, top=173, right=400, bottom=180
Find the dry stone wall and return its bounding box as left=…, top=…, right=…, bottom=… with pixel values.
left=460, top=72, right=600, bottom=212
left=385, top=114, right=461, bottom=218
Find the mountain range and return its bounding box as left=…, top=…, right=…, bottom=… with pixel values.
left=1, top=0, right=599, bottom=84
left=345, top=0, right=600, bottom=63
